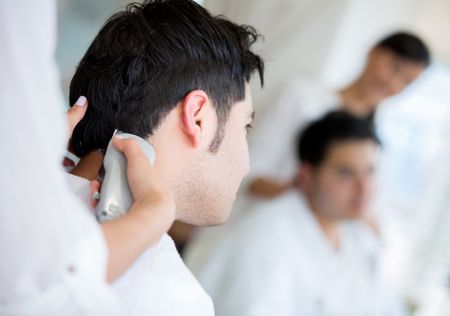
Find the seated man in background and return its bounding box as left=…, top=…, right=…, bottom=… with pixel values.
left=66, top=0, right=263, bottom=315
left=185, top=111, right=407, bottom=316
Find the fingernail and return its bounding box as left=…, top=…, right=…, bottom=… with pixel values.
left=114, top=131, right=131, bottom=140
left=75, top=96, right=87, bottom=107
left=114, top=134, right=127, bottom=140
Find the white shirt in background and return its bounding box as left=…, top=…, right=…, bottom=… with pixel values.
left=185, top=190, right=407, bottom=316
left=66, top=173, right=215, bottom=316
left=0, top=1, right=119, bottom=315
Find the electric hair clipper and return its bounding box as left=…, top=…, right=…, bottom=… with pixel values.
left=95, top=130, right=156, bottom=222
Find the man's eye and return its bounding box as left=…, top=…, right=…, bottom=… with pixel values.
left=245, top=124, right=253, bottom=134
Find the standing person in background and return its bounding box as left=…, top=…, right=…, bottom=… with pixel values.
left=248, top=31, right=430, bottom=199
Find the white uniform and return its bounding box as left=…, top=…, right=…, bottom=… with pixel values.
left=0, top=1, right=119, bottom=315
left=185, top=190, right=407, bottom=316
left=66, top=173, right=215, bottom=316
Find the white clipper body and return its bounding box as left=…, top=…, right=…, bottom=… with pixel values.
left=96, top=131, right=155, bottom=222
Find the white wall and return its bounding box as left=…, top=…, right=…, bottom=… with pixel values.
left=204, top=0, right=352, bottom=116
left=320, top=0, right=423, bottom=88
left=204, top=0, right=450, bottom=113
left=415, top=0, right=450, bottom=63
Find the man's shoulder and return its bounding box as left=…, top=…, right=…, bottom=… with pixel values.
left=113, top=234, right=214, bottom=315
left=114, top=233, right=182, bottom=280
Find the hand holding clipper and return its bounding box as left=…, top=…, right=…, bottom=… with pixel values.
left=96, top=131, right=156, bottom=222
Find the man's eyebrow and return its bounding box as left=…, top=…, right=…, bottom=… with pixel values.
left=249, top=111, right=255, bottom=121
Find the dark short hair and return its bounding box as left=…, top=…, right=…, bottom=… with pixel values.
left=376, top=31, right=430, bottom=66
left=297, top=111, right=380, bottom=167
left=69, top=0, right=264, bottom=157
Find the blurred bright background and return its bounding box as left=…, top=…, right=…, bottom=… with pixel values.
left=56, top=1, right=450, bottom=315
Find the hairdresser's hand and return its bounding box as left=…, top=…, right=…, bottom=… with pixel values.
left=113, top=136, right=174, bottom=208
left=90, top=136, right=175, bottom=219
left=66, top=96, right=88, bottom=139
left=92, top=136, right=176, bottom=282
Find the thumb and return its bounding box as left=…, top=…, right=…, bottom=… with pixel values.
left=67, top=96, right=88, bottom=137
left=112, top=136, right=150, bottom=167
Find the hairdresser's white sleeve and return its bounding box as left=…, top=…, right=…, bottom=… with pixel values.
left=0, top=1, right=119, bottom=315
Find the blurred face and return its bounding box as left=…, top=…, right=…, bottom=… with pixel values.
left=361, top=47, right=425, bottom=106
left=175, top=85, right=254, bottom=226
left=304, top=140, right=378, bottom=221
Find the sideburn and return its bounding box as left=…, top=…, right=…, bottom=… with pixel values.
left=208, top=121, right=225, bottom=154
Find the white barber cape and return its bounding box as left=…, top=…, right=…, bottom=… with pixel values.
left=185, top=190, right=407, bottom=316
left=0, top=1, right=119, bottom=315
left=66, top=173, right=215, bottom=316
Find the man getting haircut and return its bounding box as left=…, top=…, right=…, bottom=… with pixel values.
left=66, top=0, right=264, bottom=315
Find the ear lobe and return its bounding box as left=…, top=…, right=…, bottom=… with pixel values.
left=181, top=90, right=209, bottom=148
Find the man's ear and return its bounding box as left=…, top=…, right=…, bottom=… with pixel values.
left=181, top=90, right=213, bottom=148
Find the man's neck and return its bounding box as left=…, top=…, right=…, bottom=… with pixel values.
left=338, top=80, right=373, bottom=117
left=70, top=150, right=104, bottom=181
